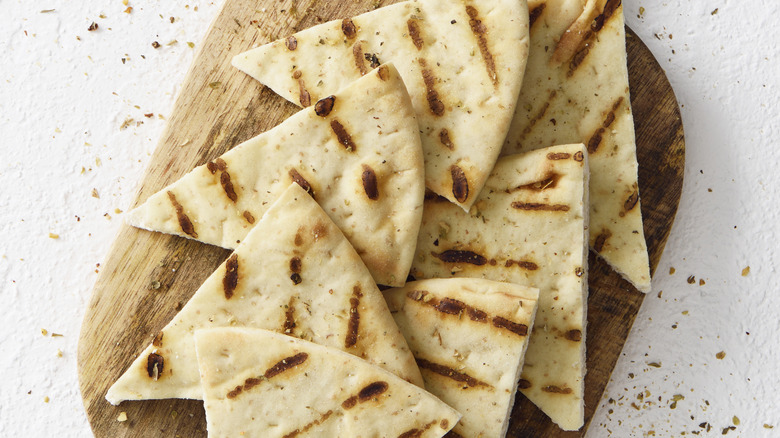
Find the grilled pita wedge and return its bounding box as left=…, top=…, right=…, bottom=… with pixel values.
left=232, top=0, right=530, bottom=211
left=502, top=0, right=650, bottom=292
left=384, top=278, right=539, bottom=438
left=126, top=64, right=423, bottom=287
left=194, top=328, right=460, bottom=438
left=411, top=144, right=589, bottom=430
left=106, top=183, right=422, bottom=404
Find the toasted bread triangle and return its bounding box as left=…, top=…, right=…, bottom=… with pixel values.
left=194, top=327, right=460, bottom=438
left=384, top=278, right=539, bottom=437
left=107, top=183, right=422, bottom=404
left=126, top=64, right=424, bottom=287
left=232, top=0, right=530, bottom=211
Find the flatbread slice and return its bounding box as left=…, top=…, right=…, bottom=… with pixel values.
left=194, top=327, right=460, bottom=438
left=232, top=0, right=530, bottom=211
left=384, top=278, right=539, bottom=438
left=126, top=64, right=423, bottom=287
left=502, top=0, right=650, bottom=292
left=411, top=144, right=589, bottom=430
left=107, top=183, right=423, bottom=404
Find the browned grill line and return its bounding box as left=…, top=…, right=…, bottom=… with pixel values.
left=281, top=410, right=334, bottom=438
left=528, top=3, right=546, bottom=27
left=431, top=249, right=486, bottom=265
left=166, top=191, right=197, bottom=238
left=511, top=201, right=570, bottom=212
left=416, top=357, right=490, bottom=388
left=352, top=42, right=368, bottom=75
left=407, top=18, right=424, bottom=50
left=222, top=253, right=239, bottom=299
left=288, top=168, right=315, bottom=198
left=419, top=59, right=445, bottom=116
left=226, top=352, right=309, bottom=399
left=345, top=285, right=363, bottom=348
left=465, top=5, right=498, bottom=87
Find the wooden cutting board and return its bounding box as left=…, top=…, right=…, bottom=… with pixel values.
left=77, top=0, right=685, bottom=436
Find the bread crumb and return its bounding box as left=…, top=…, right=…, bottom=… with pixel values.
left=48, top=233, right=59, bottom=239
left=732, top=416, right=740, bottom=426
left=741, top=266, right=750, bottom=276
left=716, top=351, right=726, bottom=360
left=117, top=412, right=128, bottom=422
left=669, top=267, right=675, bottom=275
left=41, top=328, right=48, bottom=336
left=91, top=188, right=100, bottom=199
left=44, top=396, right=50, bottom=403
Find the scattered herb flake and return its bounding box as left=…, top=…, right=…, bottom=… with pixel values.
left=647, top=362, right=662, bottom=368
left=91, top=188, right=100, bottom=199
left=687, top=275, right=695, bottom=284
left=48, top=233, right=59, bottom=239
left=208, top=81, right=222, bottom=89
left=711, top=8, right=719, bottom=15
left=120, top=118, right=134, bottom=130
left=166, top=39, right=178, bottom=46
left=88, top=22, right=98, bottom=31
left=187, top=41, right=195, bottom=48
left=41, top=9, right=55, bottom=13
left=117, top=412, right=127, bottom=422
left=151, top=41, right=161, bottom=49
left=741, top=266, right=750, bottom=276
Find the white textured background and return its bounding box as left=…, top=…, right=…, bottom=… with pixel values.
left=0, top=0, right=776, bottom=436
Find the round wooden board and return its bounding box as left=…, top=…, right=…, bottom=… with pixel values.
left=77, top=1, right=685, bottom=433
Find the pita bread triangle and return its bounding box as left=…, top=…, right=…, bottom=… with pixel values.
left=384, top=278, right=539, bottom=438
left=106, top=183, right=423, bottom=404
left=194, top=328, right=460, bottom=438
left=410, top=144, right=589, bottom=430
left=232, top=0, right=530, bottom=211
left=126, top=64, right=424, bottom=287
left=502, top=0, right=651, bottom=292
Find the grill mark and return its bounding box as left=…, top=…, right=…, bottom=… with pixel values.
left=450, top=165, right=469, bottom=203
left=591, top=0, right=622, bottom=32
left=542, top=385, right=573, bottom=394
left=283, top=296, right=296, bottom=334
left=565, top=329, right=583, bottom=342
left=358, top=381, right=389, bottom=401
left=574, top=151, right=585, bottom=162
left=624, top=189, right=639, bottom=213
left=522, top=90, right=556, bottom=136
left=432, top=249, right=486, bottom=265
left=416, top=358, right=490, bottom=388
left=529, top=3, right=546, bottom=27
left=518, top=379, right=531, bottom=389
left=330, top=120, right=356, bottom=151
left=511, top=202, right=570, bottom=212
left=361, top=165, right=379, bottom=200
left=206, top=161, right=219, bottom=174
left=290, top=272, right=302, bottom=285
left=465, top=5, right=498, bottom=87
left=567, top=45, right=591, bottom=77
left=594, top=230, right=612, bottom=253
left=167, top=191, right=197, bottom=238
left=288, top=168, right=315, bottom=198
left=509, top=173, right=560, bottom=192
left=398, top=421, right=437, bottom=438
left=407, top=19, right=424, bottom=50
left=146, top=353, right=164, bottom=380
left=364, top=52, right=381, bottom=69
left=290, top=257, right=302, bottom=274
left=424, top=189, right=450, bottom=203
left=547, top=152, right=571, bottom=160
left=294, top=230, right=304, bottom=246
left=588, top=127, right=605, bottom=153
left=352, top=42, right=368, bottom=75
left=341, top=18, right=357, bottom=39
left=444, top=431, right=464, bottom=438
left=297, top=77, right=311, bottom=107
left=419, top=59, right=445, bottom=116
left=227, top=353, right=309, bottom=399
left=286, top=36, right=297, bottom=51
left=223, top=253, right=239, bottom=299
left=282, top=410, right=334, bottom=438
left=407, top=291, right=490, bottom=324
left=314, top=95, right=335, bottom=117
left=439, top=128, right=454, bottom=150
left=505, top=259, right=539, bottom=270
left=345, top=285, right=362, bottom=348
left=242, top=210, right=255, bottom=224
left=220, top=171, right=237, bottom=202
left=492, top=316, right=528, bottom=336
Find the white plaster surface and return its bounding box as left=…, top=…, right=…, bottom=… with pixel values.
left=0, top=0, right=777, bottom=436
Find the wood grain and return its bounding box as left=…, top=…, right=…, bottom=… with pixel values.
left=76, top=0, right=685, bottom=435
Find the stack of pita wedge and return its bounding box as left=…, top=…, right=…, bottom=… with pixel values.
left=104, top=0, right=653, bottom=435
